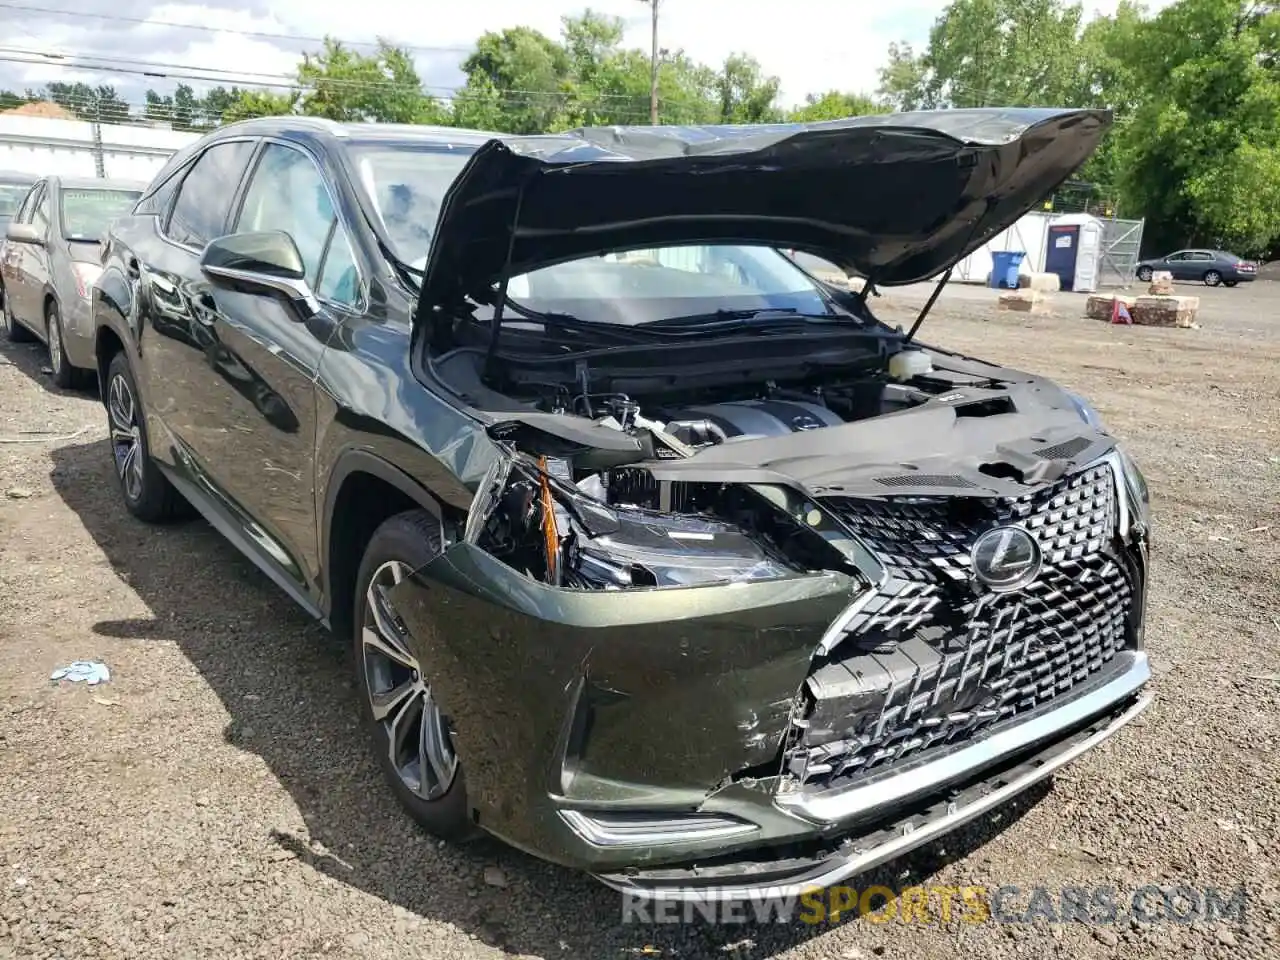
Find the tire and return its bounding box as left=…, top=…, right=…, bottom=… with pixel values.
left=1, top=286, right=32, bottom=343
left=353, top=509, right=474, bottom=841
left=46, top=301, right=81, bottom=389
left=1223, top=280, right=1238, bottom=288
left=1203, top=270, right=1222, bottom=286
left=104, top=351, right=188, bottom=523
left=1136, top=266, right=1153, bottom=282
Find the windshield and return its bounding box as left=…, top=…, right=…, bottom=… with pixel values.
left=0, top=183, right=30, bottom=220
left=349, top=142, right=473, bottom=266
left=59, top=188, right=142, bottom=241
left=504, top=245, right=833, bottom=325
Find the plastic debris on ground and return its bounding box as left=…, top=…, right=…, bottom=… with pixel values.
left=49, top=660, right=111, bottom=685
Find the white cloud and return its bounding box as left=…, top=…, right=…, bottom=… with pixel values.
left=3, top=0, right=1179, bottom=108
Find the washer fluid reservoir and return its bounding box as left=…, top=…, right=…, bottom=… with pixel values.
left=888, top=349, right=933, bottom=381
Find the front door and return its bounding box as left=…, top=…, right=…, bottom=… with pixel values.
left=186, top=139, right=363, bottom=599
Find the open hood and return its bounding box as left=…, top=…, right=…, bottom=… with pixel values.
left=415, top=107, right=1111, bottom=321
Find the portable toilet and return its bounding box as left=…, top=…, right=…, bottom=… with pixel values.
left=1043, top=213, right=1105, bottom=292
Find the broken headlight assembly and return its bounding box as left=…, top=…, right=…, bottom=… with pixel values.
left=463, top=451, right=871, bottom=591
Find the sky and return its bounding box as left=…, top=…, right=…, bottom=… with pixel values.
left=0, top=0, right=1167, bottom=112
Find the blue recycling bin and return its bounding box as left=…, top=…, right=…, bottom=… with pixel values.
left=989, top=251, right=1026, bottom=289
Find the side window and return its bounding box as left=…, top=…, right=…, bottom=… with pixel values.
left=30, top=184, right=50, bottom=236
left=135, top=159, right=194, bottom=217
left=14, top=183, right=40, bottom=224
left=236, top=142, right=359, bottom=306
left=316, top=229, right=359, bottom=307
left=166, top=140, right=257, bottom=248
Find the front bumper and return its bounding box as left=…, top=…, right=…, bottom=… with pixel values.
left=385, top=455, right=1152, bottom=897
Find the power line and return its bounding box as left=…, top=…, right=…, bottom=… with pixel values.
left=0, top=2, right=475, bottom=55
left=0, top=45, right=652, bottom=102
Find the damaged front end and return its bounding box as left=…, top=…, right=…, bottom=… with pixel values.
left=383, top=397, right=1153, bottom=898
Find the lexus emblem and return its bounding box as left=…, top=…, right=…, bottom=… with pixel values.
left=971, top=526, right=1042, bottom=592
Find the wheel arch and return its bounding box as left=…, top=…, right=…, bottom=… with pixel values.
left=321, top=450, right=460, bottom=636
left=94, top=324, right=126, bottom=390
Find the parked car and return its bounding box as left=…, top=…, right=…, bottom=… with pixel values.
left=91, top=108, right=1152, bottom=901
left=0, top=175, right=145, bottom=386
left=1135, top=248, right=1257, bottom=286
left=0, top=169, right=36, bottom=231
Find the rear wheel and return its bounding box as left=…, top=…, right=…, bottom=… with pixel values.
left=1203, top=270, right=1222, bottom=286
left=104, top=352, right=188, bottom=523
left=1136, top=265, right=1153, bottom=282
left=353, top=510, right=473, bottom=840
left=1223, top=280, right=1239, bottom=288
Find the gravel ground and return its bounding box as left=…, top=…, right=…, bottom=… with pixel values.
left=2, top=281, right=1279, bottom=960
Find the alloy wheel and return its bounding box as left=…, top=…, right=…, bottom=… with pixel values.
left=1136, top=267, right=1152, bottom=282
left=48, top=312, right=63, bottom=376
left=107, top=372, right=144, bottom=502
left=1204, top=270, right=1221, bottom=286
left=361, top=560, right=458, bottom=801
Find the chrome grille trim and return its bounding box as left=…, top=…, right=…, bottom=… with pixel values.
left=791, top=460, right=1136, bottom=794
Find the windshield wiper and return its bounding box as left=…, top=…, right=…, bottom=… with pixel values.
left=640, top=308, right=866, bottom=331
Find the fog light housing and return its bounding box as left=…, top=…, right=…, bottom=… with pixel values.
left=559, top=810, right=759, bottom=847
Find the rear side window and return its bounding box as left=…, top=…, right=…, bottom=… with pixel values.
left=166, top=140, right=257, bottom=248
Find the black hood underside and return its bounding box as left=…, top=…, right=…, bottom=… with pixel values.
left=416, top=107, right=1112, bottom=322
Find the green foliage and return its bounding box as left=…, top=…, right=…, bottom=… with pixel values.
left=787, top=91, right=889, bottom=122
left=3, top=0, right=1277, bottom=255
left=879, top=0, right=1280, bottom=255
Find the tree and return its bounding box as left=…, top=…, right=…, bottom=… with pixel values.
left=220, top=89, right=300, bottom=123
left=879, top=0, right=1088, bottom=109
left=458, top=26, right=577, bottom=132
left=716, top=54, right=781, bottom=123
left=1114, top=0, right=1280, bottom=253
left=788, top=90, right=888, bottom=122
left=297, top=38, right=445, bottom=124
left=43, top=82, right=130, bottom=122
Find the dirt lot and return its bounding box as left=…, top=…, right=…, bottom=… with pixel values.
left=2, top=281, right=1278, bottom=960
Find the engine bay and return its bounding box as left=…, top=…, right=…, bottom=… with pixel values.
left=455, top=345, right=1019, bottom=593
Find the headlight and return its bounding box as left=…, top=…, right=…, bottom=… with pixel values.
left=1115, top=444, right=1151, bottom=534
left=1065, top=390, right=1107, bottom=431
left=71, top=262, right=104, bottom=299
left=463, top=452, right=865, bottom=590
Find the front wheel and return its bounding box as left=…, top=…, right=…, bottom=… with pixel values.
left=353, top=510, right=473, bottom=840
left=1203, top=270, right=1222, bottom=286
left=1136, top=266, right=1153, bottom=282
left=47, top=302, right=82, bottom=389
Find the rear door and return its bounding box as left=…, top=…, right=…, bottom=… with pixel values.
left=132, top=137, right=260, bottom=470
left=11, top=181, right=51, bottom=330
left=1, top=183, right=37, bottom=322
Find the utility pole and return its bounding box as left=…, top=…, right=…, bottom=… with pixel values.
left=641, top=0, right=660, bottom=124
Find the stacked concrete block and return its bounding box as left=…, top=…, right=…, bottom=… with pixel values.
left=1132, top=295, right=1200, bottom=328
left=1018, top=272, right=1062, bottom=292
left=1148, top=270, right=1174, bottom=295
left=997, top=290, right=1051, bottom=314
left=1085, top=294, right=1136, bottom=321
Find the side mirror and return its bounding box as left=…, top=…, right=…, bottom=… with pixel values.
left=199, top=230, right=318, bottom=318
left=6, top=222, right=43, bottom=245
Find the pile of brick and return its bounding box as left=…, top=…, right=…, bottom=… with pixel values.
left=997, top=290, right=1051, bottom=314
left=1148, top=270, right=1174, bottom=295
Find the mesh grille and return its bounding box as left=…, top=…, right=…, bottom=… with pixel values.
left=1034, top=436, right=1092, bottom=460
left=874, top=474, right=977, bottom=489
left=791, top=462, right=1132, bottom=792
